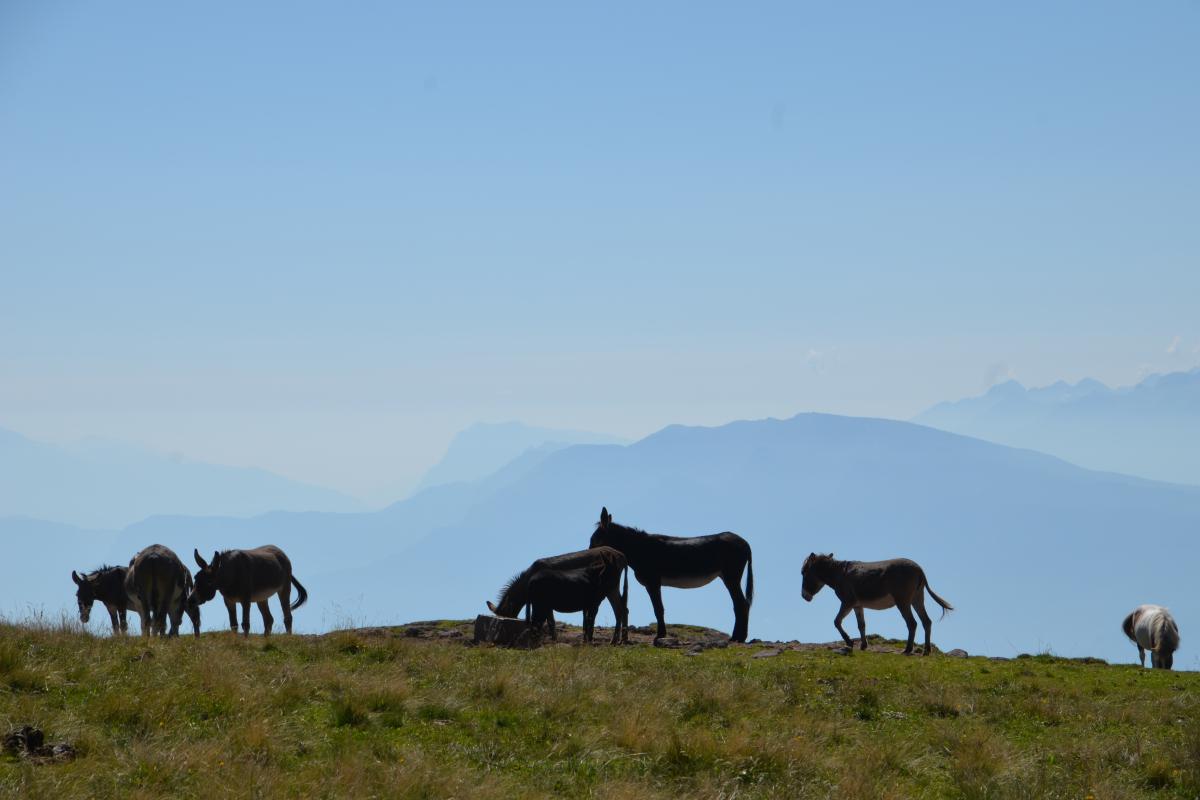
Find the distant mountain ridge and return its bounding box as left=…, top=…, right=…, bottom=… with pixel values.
left=914, top=367, right=1200, bottom=486
left=415, top=421, right=626, bottom=490
left=0, top=427, right=365, bottom=529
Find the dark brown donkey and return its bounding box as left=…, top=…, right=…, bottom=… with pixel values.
left=488, top=546, right=628, bottom=643
left=800, top=553, right=953, bottom=655
left=191, top=546, right=308, bottom=635
left=526, top=561, right=625, bottom=642
left=72, top=566, right=136, bottom=634
left=589, top=507, right=754, bottom=642
left=124, top=545, right=198, bottom=637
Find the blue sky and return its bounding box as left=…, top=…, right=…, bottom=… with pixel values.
left=2, top=2, right=1198, bottom=501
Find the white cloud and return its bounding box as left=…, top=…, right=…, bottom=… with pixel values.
left=1166, top=335, right=1182, bottom=355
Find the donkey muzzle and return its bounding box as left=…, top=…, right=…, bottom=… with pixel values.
left=801, top=591, right=813, bottom=602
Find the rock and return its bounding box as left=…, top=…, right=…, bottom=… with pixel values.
left=3, top=726, right=75, bottom=763
left=684, top=644, right=704, bottom=657
left=653, top=636, right=682, bottom=648
left=472, top=615, right=541, bottom=649
left=945, top=648, right=969, bottom=658
left=438, top=629, right=463, bottom=639
left=753, top=648, right=782, bottom=659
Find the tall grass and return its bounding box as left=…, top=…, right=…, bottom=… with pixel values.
left=1, top=622, right=1197, bottom=798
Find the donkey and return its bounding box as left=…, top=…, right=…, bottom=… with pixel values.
left=72, top=566, right=137, bottom=634
left=488, top=546, right=628, bottom=643
left=800, top=553, right=953, bottom=655
left=1122, top=604, right=1180, bottom=670
left=526, top=562, right=626, bottom=643
left=73, top=564, right=200, bottom=636
left=589, top=507, right=754, bottom=643
left=124, top=545, right=197, bottom=637
left=191, top=545, right=308, bottom=636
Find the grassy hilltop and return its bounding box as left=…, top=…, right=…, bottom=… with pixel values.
left=1, top=621, right=1198, bottom=799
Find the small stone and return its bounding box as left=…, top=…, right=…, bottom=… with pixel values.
left=753, top=648, right=782, bottom=659
left=653, top=636, right=682, bottom=648
left=945, top=648, right=969, bottom=658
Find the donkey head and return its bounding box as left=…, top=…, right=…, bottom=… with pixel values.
left=800, top=553, right=834, bottom=602
left=191, top=549, right=223, bottom=604
left=588, top=507, right=614, bottom=549
left=71, top=570, right=95, bottom=623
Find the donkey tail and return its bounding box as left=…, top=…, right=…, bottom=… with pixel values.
left=290, top=575, right=309, bottom=611
left=744, top=553, right=754, bottom=608
left=923, top=576, right=953, bottom=619
left=621, top=565, right=630, bottom=637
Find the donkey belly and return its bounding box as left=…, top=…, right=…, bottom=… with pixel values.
left=856, top=595, right=897, bottom=611
left=661, top=572, right=720, bottom=589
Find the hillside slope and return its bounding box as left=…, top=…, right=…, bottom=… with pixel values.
left=1, top=623, right=1197, bottom=799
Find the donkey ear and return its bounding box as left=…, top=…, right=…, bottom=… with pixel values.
left=600, top=507, right=611, bottom=527
left=194, top=549, right=208, bottom=569
left=486, top=601, right=499, bottom=615
left=72, top=570, right=83, bottom=586
left=827, top=552, right=834, bottom=559
left=211, top=551, right=220, bottom=566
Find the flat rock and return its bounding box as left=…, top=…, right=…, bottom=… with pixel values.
left=472, top=615, right=541, bottom=649
left=653, top=636, right=682, bottom=648
left=753, top=648, right=783, bottom=659
left=945, top=648, right=969, bottom=658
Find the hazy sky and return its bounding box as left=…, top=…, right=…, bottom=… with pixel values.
left=3, top=2, right=1198, bottom=502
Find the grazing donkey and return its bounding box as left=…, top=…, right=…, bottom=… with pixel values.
left=72, top=566, right=137, bottom=634
left=488, top=547, right=628, bottom=644
left=1122, top=604, right=1180, bottom=670
left=73, top=564, right=199, bottom=636
left=589, top=507, right=754, bottom=643
left=800, top=553, right=953, bottom=656
left=191, top=545, right=308, bottom=636
left=526, top=562, right=626, bottom=643
left=124, top=545, right=198, bottom=637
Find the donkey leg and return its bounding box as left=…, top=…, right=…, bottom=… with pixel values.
left=897, top=604, right=918, bottom=655
left=606, top=589, right=623, bottom=645
left=279, top=585, right=293, bottom=634
left=225, top=598, right=238, bottom=633
left=119, top=609, right=129, bottom=635
left=258, top=601, right=274, bottom=636
left=241, top=601, right=252, bottom=636
left=834, top=603, right=855, bottom=650
left=913, top=596, right=933, bottom=655
left=721, top=571, right=750, bottom=643
left=137, top=608, right=151, bottom=638
left=1138, top=646, right=1146, bottom=667
left=854, top=607, right=868, bottom=651
left=646, top=581, right=668, bottom=640
left=167, top=601, right=182, bottom=638
left=108, top=607, right=120, bottom=635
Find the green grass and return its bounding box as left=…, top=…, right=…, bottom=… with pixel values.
left=2, top=621, right=1199, bottom=799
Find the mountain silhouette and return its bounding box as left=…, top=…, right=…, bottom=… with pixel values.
left=0, top=427, right=364, bottom=529
left=914, top=368, right=1200, bottom=486
left=415, top=421, right=626, bottom=491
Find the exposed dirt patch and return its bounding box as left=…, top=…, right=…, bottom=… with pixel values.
left=334, top=621, right=952, bottom=657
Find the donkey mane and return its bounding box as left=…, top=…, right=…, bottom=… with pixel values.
left=85, top=564, right=122, bottom=578
left=496, top=567, right=535, bottom=607
left=595, top=520, right=651, bottom=536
